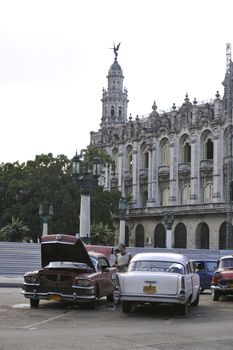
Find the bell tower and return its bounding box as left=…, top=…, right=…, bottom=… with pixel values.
left=101, top=43, right=128, bottom=126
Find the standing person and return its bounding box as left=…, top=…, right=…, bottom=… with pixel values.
left=116, top=243, right=131, bottom=272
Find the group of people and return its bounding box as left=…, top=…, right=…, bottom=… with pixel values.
left=113, top=243, right=131, bottom=272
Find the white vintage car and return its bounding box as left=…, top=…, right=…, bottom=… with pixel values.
left=114, top=252, right=200, bottom=315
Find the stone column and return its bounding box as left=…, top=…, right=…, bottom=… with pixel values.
left=213, top=130, right=223, bottom=202
left=80, top=194, right=90, bottom=242
left=118, top=144, right=124, bottom=195
left=169, top=136, right=178, bottom=205
left=132, top=142, right=139, bottom=206
left=190, top=133, right=200, bottom=204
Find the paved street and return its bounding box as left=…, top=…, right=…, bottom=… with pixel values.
left=1, top=288, right=233, bottom=350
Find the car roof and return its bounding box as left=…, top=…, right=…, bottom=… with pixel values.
left=220, top=255, right=233, bottom=260
left=131, top=252, right=189, bottom=264
left=191, top=259, right=217, bottom=262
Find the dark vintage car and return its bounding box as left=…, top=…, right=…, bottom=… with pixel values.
left=211, top=255, right=233, bottom=301
left=22, top=234, right=117, bottom=308
left=192, top=259, right=217, bottom=293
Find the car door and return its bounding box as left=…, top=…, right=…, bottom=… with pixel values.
left=186, top=262, right=199, bottom=302
left=97, top=257, right=114, bottom=297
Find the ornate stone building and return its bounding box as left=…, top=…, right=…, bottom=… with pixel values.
left=90, top=46, right=233, bottom=249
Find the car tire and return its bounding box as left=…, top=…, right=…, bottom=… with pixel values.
left=122, top=301, right=132, bottom=313
left=30, top=299, right=39, bottom=308
left=179, top=301, right=188, bottom=316
left=106, top=292, right=114, bottom=303
left=191, top=292, right=200, bottom=307
left=212, top=290, right=220, bottom=301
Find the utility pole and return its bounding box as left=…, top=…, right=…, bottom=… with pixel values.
left=226, top=43, right=233, bottom=249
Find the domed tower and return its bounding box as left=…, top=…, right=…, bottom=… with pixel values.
left=101, top=43, right=128, bottom=126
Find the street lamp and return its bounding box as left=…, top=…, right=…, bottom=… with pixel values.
left=71, top=152, right=101, bottom=243
left=39, top=204, right=53, bottom=237
left=119, top=196, right=127, bottom=245
left=164, top=211, right=174, bottom=248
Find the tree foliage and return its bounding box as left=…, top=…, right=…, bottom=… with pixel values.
left=0, top=151, right=120, bottom=243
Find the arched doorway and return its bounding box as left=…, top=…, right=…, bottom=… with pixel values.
left=174, top=223, right=187, bottom=248
left=125, top=225, right=129, bottom=247
left=135, top=224, right=144, bottom=247
left=196, top=222, right=209, bottom=249
left=154, top=223, right=166, bottom=248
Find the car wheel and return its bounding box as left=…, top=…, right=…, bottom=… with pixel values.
left=122, top=301, right=132, bottom=313
left=30, top=299, right=39, bottom=308
left=179, top=301, right=188, bottom=316
left=106, top=292, right=114, bottom=303
left=212, top=290, right=220, bottom=301
left=191, top=292, right=200, bottom=307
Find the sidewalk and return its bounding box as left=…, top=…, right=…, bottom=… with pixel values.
left=0, top=275, right=23, bottom=288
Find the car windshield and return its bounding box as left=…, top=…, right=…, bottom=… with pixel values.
left=128, top=260, right=184, bottom=274
left=219, top=258, right=233, bottom=269
left=206, top=261, right=217, bottom=272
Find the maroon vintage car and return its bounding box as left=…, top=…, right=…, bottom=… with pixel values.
left=22, top=234, right=117, bottom=308
left=211, top=255, right=233, bottom=301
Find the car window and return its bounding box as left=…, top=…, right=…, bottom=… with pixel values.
left=219, top=258, right=233, bottom=269
left=206, top=261, right=217, bottom=272
left=128, top=260, right=184, bottom=274
left=98, top=257, right=109, bottom=270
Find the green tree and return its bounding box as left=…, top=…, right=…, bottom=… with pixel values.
left=0, top=217, right=30, bottom=242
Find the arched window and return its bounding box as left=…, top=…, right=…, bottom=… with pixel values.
left=154, top=224, right=166, bottom=248
left=161, top=140, right=170, bottom=166
left=111, top=106, right=114, bottom=117
left=125, top=225, right=129, bottom=247
left=140, top=143, right=149, bottom=169
left=119, top=106, right=122, bottom=117
left=183, top=143, right=191, bottom=162
left=174, top=223, right=187, bottom=248
left=206, top=139, right=213, bottom=159
left=135, top=224, right=145, bottom=247
left=125, top=146, right=133, bottom=172
left=219, top=221, right=233, bottom=249
left=196, top=222, right=209, bottom=249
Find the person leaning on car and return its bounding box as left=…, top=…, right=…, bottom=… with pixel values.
left=114, top=243, right=131, bottom=272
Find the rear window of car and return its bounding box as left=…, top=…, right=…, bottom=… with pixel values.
left=128, top=260, right=184, bottom=274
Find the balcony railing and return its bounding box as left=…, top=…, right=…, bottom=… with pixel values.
left=178, top=162, right=191, bottom=174
left=139, top=168, right=148, bottom=178
left=158, top=166, right=170, bottom=177
left=124, top=170, right=133, bottom=181
left=200, top=159, right=213, bottom=172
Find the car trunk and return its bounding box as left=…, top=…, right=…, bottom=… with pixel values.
left=121, top=272, right=179, bottom=295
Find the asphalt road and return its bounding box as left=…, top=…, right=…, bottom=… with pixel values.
left=0, top=289, right=233, bottom=350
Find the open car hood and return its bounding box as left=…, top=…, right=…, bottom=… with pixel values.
left=41, top=234, right=95, bottom=269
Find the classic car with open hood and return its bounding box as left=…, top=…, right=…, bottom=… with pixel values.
left=22, top=234, right=116, bottom=308
left=114, top=252, right=200, bottom=315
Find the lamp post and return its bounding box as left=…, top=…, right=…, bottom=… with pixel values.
left=119, top=196, right=127, bottom=245
left=39, top=205, right=53, bottom=236
left=164, top=211, right=174, bottom=248
left=72, top=152, right=101, bottom=243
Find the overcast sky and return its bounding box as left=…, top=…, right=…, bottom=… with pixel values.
left=0, top=0, right=232, bottom=163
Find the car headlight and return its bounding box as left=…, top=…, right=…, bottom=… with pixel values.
left=75, top=279, right=93, bottom=287
left=24, top=275, right=38, bottom=284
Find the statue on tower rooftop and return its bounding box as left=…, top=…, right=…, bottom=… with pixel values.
left=110, top=42, right=121, bottom=61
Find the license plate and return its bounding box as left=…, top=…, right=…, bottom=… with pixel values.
left=143, top=285, right=156, bottom=294
left=49, top=294, right=61, bottom=301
